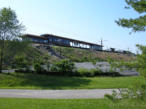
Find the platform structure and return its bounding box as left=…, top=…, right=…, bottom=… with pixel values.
left=25, top=34, right=103, bottom=51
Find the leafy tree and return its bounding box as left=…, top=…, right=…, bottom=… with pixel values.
left=0, top=7, right=24, bottom=73
left=13, top=55, right=27, bottom=68
left=137, top=45, right=146, bottom=75
left=105, top=0, right=146, bottom=101
left=116, top=0, right=146, bottom=32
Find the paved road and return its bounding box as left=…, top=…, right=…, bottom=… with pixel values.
left=0, top=89, right=119, bottom=99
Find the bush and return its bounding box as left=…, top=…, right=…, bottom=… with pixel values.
left=94, top=68, right=104, bottom=75
left=34, top=63, right=43, bottom=73
left=15, top=68, right=26, bottom=73
left=50, top=65, right=59, bottom=72
left=104, top=90, right=119, bottom=102
left=76, top=68, right=99, bottom=77
left=89, top=68, right=98, bottom=76
left=92, top=61, right=97, bottom=65
left=50, top=59, right=75, bottom=75
left=77, top=68, right=90, bottom=77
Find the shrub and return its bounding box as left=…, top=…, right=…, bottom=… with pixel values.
left=34, top=63, right=43, bottom=73
left=93, top=68, right=104, bottom=76
left=90, top=68, right=98, bottom=76
left=25, top=66, right=32, bottom=73
left=92, top=61, right=97, bottom=66
left=50, top=65, right=59, bottom=72
left=77, top=68, right=90, bottom=76
left=50, top=59, right=75, bottom=75
left=82, top=56, right=88, bottom=62
left=15, top=68, right=26, bottom=73
left=77, top=68, right=96, bottom=77
left=76, top=68, right=109, bottom=77
left=104, top=90, right=119, bottom=102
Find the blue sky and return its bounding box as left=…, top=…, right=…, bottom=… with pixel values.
left=1, top=0, right=146, bottom=53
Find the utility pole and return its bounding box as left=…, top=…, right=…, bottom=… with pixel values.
left=99, top=38, right=107, bottom=47
left=100, top=38, right=103, bottom=47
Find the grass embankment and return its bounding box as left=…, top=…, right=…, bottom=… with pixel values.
left=0, top=73, right=140, bottom=89
left=0, top=98, right=145, bottom=109
left=53, top=46, right=136, bottom=62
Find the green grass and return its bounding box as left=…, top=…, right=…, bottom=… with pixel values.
left=53, top=46, right=136, bottom=62
left=0, top=73, right=140, bottom=89
left=0, top=98, right=145, bottom=109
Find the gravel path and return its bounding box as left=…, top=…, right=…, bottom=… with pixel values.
left=0, top=89, right=119, bottom=99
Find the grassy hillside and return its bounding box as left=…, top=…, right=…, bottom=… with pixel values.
left=29, top=44, right=136, bottom=64
left=4, top=43, right=136, bottom=69
left=32, top=44, right=61, bottom=64
left=0, top=73, right=140, bottom=89
left=52, top=46, right=136, bottom=62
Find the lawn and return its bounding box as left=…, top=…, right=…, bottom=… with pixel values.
left=0, top=98, right=145, bottom=109
left=0, top=73, right=140, bottom=89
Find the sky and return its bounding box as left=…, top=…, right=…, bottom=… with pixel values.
left=1, top=0, right=146, bottom=53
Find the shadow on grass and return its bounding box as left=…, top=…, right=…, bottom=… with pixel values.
left=8, top=73, right=91, bottom=89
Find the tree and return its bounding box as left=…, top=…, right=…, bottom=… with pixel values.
left=109, top=0, right=146, bottom=100
left=0, top=7, right=24, bottom=73
left=13, top=55, right=27, bottom=68
left=116, top=0, right=146, bottom=32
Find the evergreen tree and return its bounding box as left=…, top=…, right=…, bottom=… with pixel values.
left=116, top=0, right=146, bottom=32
